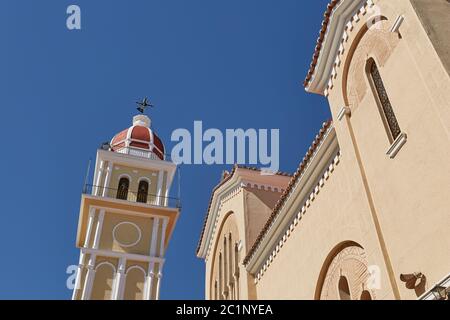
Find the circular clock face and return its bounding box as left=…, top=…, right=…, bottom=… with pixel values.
left=113, top=222, right=142, bottom=248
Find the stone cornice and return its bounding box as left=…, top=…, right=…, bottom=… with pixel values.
left=245, top=126, right=339, bottom=277
left=305, top=0, right=371, bottom=95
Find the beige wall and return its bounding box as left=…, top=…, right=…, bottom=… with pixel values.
left=204, top=171, right=291, bottom=300
left=326, top=0, right=450, bottom=299
left=254, top=149, right=394, bottom=299
left=252, top=0, right=450, bottom=300
left=202, top=0, right=450, bottom=301
left=99, top=212, right=154, bottom=255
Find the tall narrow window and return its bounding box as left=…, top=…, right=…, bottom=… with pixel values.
left=338, top=276, right=351, bottom=300
left=137, top=180, right=149, bottom=203
left=218, top=253, right=223, bottom=300
left=223, top=237, right=228, bottom=299
left=228, top=234, right=233, bottom=294
left=116, top=177, right=129, bottom=200
left=367, top=59, right=401, bottom=142
left=234, top=242, right=240, bottom=300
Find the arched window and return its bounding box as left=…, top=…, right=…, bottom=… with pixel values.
left=228, top=234, right=233, bottom=299
left=338, top=276, right=351, bottom=300
left=91, top=263, right=116, bottom=300
left=214, top=280, right=218, bottom=300
left=234, top=242, right=240, bottom=300
left=218, top=252, right=223, bottom=300
left=116, top=177, right=129, bottom=200
left=223, top=237, right=228, bottom=299
left=137, top=180, right=149, bottom=203
left=124, top=266, right=146, bottom=300
left=367, top=58, right=401, bottom=142
left=360, top=290, right=372, bottom=300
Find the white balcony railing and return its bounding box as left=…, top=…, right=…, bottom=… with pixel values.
left=114, top=146, right=164, bottom=161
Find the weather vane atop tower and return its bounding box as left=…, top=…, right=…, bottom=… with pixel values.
left=136, top=97, right=154, bottom=114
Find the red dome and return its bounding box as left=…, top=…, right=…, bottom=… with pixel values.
left=110, top=115, right=165, bottom=160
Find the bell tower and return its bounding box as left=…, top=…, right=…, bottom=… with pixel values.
left=72, top=114, right=180, bottom=300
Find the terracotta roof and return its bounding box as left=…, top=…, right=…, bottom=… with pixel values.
left=243, top=120, right=333, bottom=266
left=304, top=0, right=342, bottom=88
left=196, top=165, right=292, bottom=256
left=110, top=124, right=165, bottom=160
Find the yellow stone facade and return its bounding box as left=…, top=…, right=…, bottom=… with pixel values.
left=72, top=115, right=179, bottom=300
left=197, top=0, right=450, bottom=300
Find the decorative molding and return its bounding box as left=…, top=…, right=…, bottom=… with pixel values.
left=112, top=221, right=142, bottom=248
left=306, top=0, right=370, bottom=94
left=386, top=132, right=407, bottom=159
left=126, top=265, right=147, bottom=276
left=95, top=261, right=116, bottom=272
left=204, top=184, right=243, bottom=261
left=390, top=15, right=404, bottom=33
left=118, top=173, right=132, bottom=183
left=81, top=247, right=165, bottom=264
left=254, top=152, right=341, bottom=284
left=245, top=125, right=336, bottom=270
left=138, top=176, right=152, bottom=184
left=337, top=106, right=352, bottom=121
left=241, top=181, right=285, bottom=193
left=324, top=0, right=377, bottom=96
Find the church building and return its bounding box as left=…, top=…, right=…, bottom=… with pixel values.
left=72, top=114, right=180, bottom=300
left=197, top=0, right=450, bottom=300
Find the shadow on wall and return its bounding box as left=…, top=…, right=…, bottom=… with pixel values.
left=400, top=272, right=427, bottom=297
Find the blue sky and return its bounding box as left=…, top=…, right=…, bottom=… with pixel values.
left=0, top=0, right=331, bottom=299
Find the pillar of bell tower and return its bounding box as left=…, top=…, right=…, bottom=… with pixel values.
left=72, top=114, right=180, bottom=300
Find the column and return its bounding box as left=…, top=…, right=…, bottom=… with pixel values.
left=156, top=170, right=164, bottom=206
left=222, top=237, right=228, bottom=299
left=83, top=208, right=96, bottom=248
left=81, top=255, right=96, bottom=300
left=102, top=162, right=114, bottom=197
left=144, top=262, right=155, bottom=300
left=234, top=275, right=239, bottom=300
left=155, top=272, right=163, bottom=300
left=92, top=210, right=105, bottom=250
left=150, top=218, right=160, bottom=256
left=159, top=218, right=168, bottom=257
left=113, top=258, right=126, bottom=300
left=93, top=160, right=105, bottom=196
left=163, top=180, right=170, bottom=207
left=72, top=252, right=85, bottom=300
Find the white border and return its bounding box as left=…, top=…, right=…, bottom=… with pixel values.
left=113, top=222, right=142, bottom=248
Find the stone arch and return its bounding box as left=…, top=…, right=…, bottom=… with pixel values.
left=314, top=241, right=375, bottom=300
left=342, top=16, right=400, bottom=110
left=91, top=262, right=116, bottom=300
left=124, top=266, right=146, bottom=300
left=338, top=276, right=351, bottom=300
